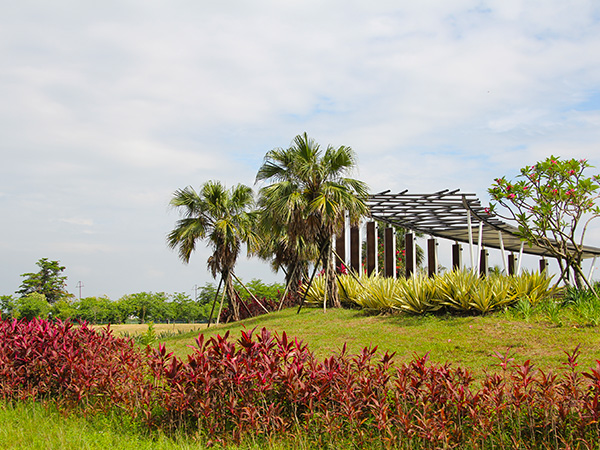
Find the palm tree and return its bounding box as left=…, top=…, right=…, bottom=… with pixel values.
left=167, top=181, right=259, bottom=321
left=256, top=133, right=369, bottom=308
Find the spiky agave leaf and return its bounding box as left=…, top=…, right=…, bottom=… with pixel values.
left=437, top=269, right=481, bottom=312
left=394, top=275, right=442, bottom=314
left=355, top=276, right=401, bottom=311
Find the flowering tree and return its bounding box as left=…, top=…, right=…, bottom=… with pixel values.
left=488, top=156, right=600, bottom=290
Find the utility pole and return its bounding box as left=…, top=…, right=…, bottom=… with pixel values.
left=76, top=281, right=84, bottom=300
left=193, top=284, right=198, bottom=301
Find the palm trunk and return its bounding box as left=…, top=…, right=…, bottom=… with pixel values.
left=286, top=261, right=305, bottom=304
left=224, top=270, right=240, bottom=321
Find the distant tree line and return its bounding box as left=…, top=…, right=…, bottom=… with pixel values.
left=1, top=258, right=284, bottom=324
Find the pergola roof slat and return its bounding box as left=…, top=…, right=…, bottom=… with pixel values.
left=367, top=190, right=600, bottom=259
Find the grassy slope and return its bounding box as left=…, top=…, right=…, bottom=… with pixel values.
left=108, top=307, right=600, bottom=378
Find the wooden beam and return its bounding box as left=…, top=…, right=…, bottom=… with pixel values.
left=427, top=238, right=438, bottom=277
left=350, top=225, right=360, bottom=273
left=384, top=227, right=395, bottom=278
left=405, top=232, right=416, bottom=277
left=452, top=242, right=462, bottom=270
left=366, top=222, right=376, bottom=276
left=479, top=247, right=489, bottom=277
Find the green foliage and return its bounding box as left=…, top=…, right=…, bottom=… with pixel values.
left=16, top=258, right=69, bottom=304
left=507, top=270, right=555, bottom=304
left=74, top=296, right=121, bottom=324
left=469, top=275, right=513, bottom=314
left=0, top=295, right=15, bottom=319
left=355, top=276, right=399, bottom=311
left=170, top=292, right=204, bottom=323
left=300, top=275, right=326, bottom=304
left=3, top=281, right=286, bottom=325
left=13, top=293, right=51, bottom=320
left=138, top=322, right=157, bottom=347
left=50, top=298, right=77, bottom=321
left=395, top=274, right=442, bottom=314
left=488, top=156, right=600, bottom=289
left=321, top=269, right=556, bottom=316
left=338, top=274, right=368, bottom=306
left=437, top=269, right=482, bottom=312
left=569, top=286, right=600, bottom=326
left=234, top=278, right=285, bottom=302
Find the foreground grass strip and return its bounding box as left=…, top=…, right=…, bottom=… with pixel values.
left=0, top=402, right=352, bottom=450
left=0, top=402, right=198, bottom=450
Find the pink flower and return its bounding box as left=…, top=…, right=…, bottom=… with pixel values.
left=569, top=170, right=576, bottom=175
left=508, top=193, right=516, bottom=199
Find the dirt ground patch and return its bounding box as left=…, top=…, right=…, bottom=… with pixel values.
left=93, top=323, right=205, bottom=336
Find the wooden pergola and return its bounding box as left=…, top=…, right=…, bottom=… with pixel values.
left=336, top=189, right=600, bottom=278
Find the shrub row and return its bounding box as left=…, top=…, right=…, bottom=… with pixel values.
left=1, top=318, right=599, bottom=448
left=304, top=269, right=555, bottom=314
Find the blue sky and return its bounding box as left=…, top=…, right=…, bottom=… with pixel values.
left=1, top=0, right=600, bottom=299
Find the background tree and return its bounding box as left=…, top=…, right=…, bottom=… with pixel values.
left=171, top=292, right=206, bottom=323
left=488, top=155, right=600, bottom=289
left=51, top=298, right=77, bottom=321
left=168, top=181, right=259, bottom=321
left=13, top=293, right=51, bottom=320
left=0, top=295, right=15, bottom=319
left=16, top=258, right=69, bottom=304
left=256, top=133, right=369, bottom=308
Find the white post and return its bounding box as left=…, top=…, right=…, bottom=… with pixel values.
left=498, top=231, right=508, bottom=274
left=516, top=241, right=525, bottom=275
left=467, top=210, right=475, bottom=273
left=588, top=256, right=598, bottom=281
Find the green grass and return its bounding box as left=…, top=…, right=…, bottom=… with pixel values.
left=0, top=402, right=200, bottom=450
left=151, top=306, right=600, bottom=379
left=0, top=402, right=341, bottom=450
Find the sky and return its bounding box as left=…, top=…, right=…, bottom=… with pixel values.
left=1, top=0, right=600, bottom=300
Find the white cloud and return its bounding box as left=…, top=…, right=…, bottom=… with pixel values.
left=1, top=0, right=600, bottom=297
left=60, top=217, right=94, bottom=227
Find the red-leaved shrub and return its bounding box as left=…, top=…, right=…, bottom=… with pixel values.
left=0, top=318, right=147, bottom=416
left=1, top=318, right=600, bottom=448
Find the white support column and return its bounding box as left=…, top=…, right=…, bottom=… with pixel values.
left=498, top=231, right=508, bottom=274
left=516, top=241, right=525, bottom=275
left=467, top=210, right=475, bottom=273
left=588, top=256, right=598, bottom=281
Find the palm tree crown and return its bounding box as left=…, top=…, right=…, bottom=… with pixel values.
left=256, top=133, right=369, bottom=307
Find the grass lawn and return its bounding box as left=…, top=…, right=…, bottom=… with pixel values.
left=103, top=306, right=600, bottom=378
